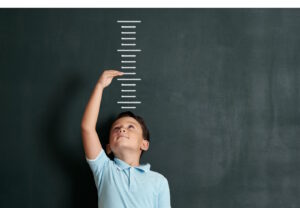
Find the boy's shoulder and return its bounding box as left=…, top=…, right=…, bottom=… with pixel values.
left=146, top=169, right=169, bottom=183
left=148, top=169, right=166, bottom=177
left=145, top=169, right=170, bottom=192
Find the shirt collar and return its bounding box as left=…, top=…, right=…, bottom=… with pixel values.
left=114, top=157, right=151, bottom=173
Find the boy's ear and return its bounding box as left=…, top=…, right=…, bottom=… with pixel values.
left=141, top=139, right=149, bottom=151
left=106, top=144, right=112, bottom=154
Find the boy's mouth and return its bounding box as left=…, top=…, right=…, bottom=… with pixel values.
left=117, top=135, right=129, bottom=140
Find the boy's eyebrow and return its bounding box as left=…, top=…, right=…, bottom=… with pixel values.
left=112, top=121, right=138, bottom=127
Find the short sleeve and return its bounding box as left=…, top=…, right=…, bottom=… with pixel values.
left=86, top=149, right=110, bottom=187
left=158, top=177, right=171, bottom=208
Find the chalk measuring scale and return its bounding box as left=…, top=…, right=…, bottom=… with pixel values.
left=117, top=20, right=142, bottom=109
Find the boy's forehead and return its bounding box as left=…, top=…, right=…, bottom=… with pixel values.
left=112, top=117, right=140, bottom=126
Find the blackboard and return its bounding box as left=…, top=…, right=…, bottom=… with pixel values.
left=1, top=9, right=300, bottom=208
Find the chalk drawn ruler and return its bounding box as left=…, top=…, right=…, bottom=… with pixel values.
left=116, top=20, right=142, bottom=109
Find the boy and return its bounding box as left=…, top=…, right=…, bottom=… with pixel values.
left=81, top=70, right=171, bottom=208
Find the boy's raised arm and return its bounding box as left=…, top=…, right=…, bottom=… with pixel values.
left=81, top=70, right=123, bottom=160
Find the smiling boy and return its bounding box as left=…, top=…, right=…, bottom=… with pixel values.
left=81, top=70, right=171, bottom=208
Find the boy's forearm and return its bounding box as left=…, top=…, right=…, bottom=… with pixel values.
left=81, top=83, right=105, bottom=131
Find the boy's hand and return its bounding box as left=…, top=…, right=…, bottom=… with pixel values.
left=97, top=70, right=124, bottom=89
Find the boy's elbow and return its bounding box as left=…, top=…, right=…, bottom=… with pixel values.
left=80, top=122, right=87, bottom=130
left=81, top=122, right=94, bottom=132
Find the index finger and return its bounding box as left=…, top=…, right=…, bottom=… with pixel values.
left=112, top=70, right=124, bottom=75
left=106, top=69, right=123, bottom=74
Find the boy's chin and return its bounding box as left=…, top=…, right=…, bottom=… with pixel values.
left=113, top=145, right=138, bottom=153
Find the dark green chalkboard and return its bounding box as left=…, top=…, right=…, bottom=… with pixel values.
left=1, top=9, right=300, bottom=208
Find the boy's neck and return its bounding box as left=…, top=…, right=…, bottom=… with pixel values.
left=115, top=151, right=141, bottom=167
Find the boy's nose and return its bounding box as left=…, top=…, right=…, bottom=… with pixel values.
left=119, top=128, right=126, bottom=132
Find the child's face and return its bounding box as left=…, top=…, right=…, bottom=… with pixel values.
left=107, top=116, right=149, bottom=156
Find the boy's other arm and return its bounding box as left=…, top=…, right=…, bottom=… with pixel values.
left=158, top=177, right=171, bottom=208
left=81, top=70, right=123, bottom=160
left=81, top=83, right=104, bottom=160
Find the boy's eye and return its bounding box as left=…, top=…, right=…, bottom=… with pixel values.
left=113, top=125, right=134, bottom=131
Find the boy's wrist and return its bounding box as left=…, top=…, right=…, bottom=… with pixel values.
left=96, top=82, right=105, bottom=90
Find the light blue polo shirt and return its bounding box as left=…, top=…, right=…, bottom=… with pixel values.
left=86, top=149, right=171, bottom=208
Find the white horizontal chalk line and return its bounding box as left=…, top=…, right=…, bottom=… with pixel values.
left=121, top=26, right=136, bottom=28
left=121, top=89, right=136, bottom=92
left=121, top=95, right=136, bottom=98
left=117, top=20, right=141, bottom=23
left=122, top=38, right=136, bottom=40
left=121, top=43, right=136, bottom=46
left=121, top=54, right=136, bottom=57
left=117, top=49, right=141, bottom=52
left=117, top=101, right=141, bottom=104
left=117, top=78, right=141, bottom=81
left=121, top=106, right=136, bottom=109
left=121, top=32, right=136, bottom=34
left=121, top=60, right=136, bottom=63
left=121, top=66, right=136, bottom=69
left=122, top=72, right=136, bottom=75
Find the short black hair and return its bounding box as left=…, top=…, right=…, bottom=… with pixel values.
left=109, top=111, right=150, bottom=158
